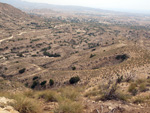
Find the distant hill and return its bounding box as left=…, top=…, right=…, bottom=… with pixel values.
left=0, top=2, right=31, bottom=28
left=0, top=0, right=111, bottom=13
left=0, top=2, right=36, bottom=38
left=0, top=2, right=30, bottom=20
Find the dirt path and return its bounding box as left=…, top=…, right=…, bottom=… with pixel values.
left=18, top=32, right=27, bottom=35
left=0, top=31, right=28, bottom=44
left=0, top=35, right=13, bottom=44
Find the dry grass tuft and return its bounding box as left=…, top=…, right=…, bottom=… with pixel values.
left=11, top=95, right=42, bottom=113
left=56, top=99, right=83, bottom=113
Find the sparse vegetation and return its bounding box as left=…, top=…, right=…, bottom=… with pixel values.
left=33, top=76, right=39, bottom=81
left=37, top=90, right=59, bottom=102
left=43, top=51, right=61, bottom=57
left=19, top=68, right=26, bottom=74
left=69, top=76, right=80, bottom=84
left=31, top=80, right=39, bottom=89
left=128, top=83, right=138, bottom=96
left=115, top=54, right=129, bottom=61
left=49, top=79, right=54, bottom=86
left=56, top=99, right=83, bottom=113
left=11, top=96, right=42, bottom=113
left=90, top=54, right=96, bottom=58
left=2, top=2, right=150, bottom=112
left=40, top=80, right=47, bottom=86
left=72, top=66, right=76, bottom=70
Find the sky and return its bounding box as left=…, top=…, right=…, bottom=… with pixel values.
left=22, top=0, right=150, bottom=13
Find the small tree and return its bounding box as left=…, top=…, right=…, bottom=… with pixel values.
left=40, top=81, right=47, bottom=86
left=49, top=79, right=54, bottom=86
left=72, top=66, right=76, bottom=70
left=69, top=76, right=80, bottom=84
left=19, top=68, right=26, bottom=74
left=33, top=76, right=39, bottom=80
left=31, top=80, right=39, bottom=89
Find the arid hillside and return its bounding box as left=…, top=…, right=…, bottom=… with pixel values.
left=0, top=2, right=41, bottom=40
left=1, top=2, right=150, bottom=113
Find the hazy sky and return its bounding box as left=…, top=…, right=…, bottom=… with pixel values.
left=23, top=0, right=150, bottom=13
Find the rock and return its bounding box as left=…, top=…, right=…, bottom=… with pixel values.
left=108, top=106, right=113, bottom=110
left=0, top=97, right=14, bottom=104
left=0, top=97, right=19, bottom=113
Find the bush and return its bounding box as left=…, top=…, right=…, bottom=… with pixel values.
left=56, top=99, right=83, bottom=113
left=115, top=54, right=129, bottom=61
left=128, top=83, right=137, bottom=95
left=43, top=51, right=61, bottom=57
left=17, top=53, right=23, bottom=57
left=72, top=66, right=76, bottom=70
left=37, top=90, right=59, bottom=102
left=23, top=90, right=35, bottom=98
left=19, top=68, right=26, bottom=74
left=69, top=76, right=80, bottom=84
left=59, top=87, right=79, bottom=101
left=133, top=97, right=145, bottom=104
left=100, top=84, right=117, bottom=101
left=139, top=83, right=147, bottom=92
left=33, top=76, right=39, bottom=80
left=11, top=96, right=42, bottom=113
left=31, top=80, right=39, bottom=89
left=40, top=81, right=47, bottom=86
left=49, top=79, right=54, bottom=86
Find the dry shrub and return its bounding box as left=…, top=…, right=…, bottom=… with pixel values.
left=59, top=86, right=80, bottom=101
left=56, top=99, right=83, bottom=113
left=11, top=94, right=42, bottom=113
left=133, top=97, right=145, bottom=104
left=37, top=90, right=60, bottom=102
left=128, top=83, right=138, bottom=95
left=139, top=83, right=147, bottom=92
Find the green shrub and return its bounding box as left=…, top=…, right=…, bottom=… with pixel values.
left=19, top=68, right=26, bottom=74
left=33, top=76, right=39, bottom=81
left=72, top=66, right=76, bottom=70
left=43, top=51, right=61, bottom=57
left=69, top=76, right=80, bottom=84
left=115, top=54, right=129, bottom=61
left=49, top=79, right=54, bottom=86
left=31, top=80, right=39, bottom=89
left=40, top=81, right=47, bottom=86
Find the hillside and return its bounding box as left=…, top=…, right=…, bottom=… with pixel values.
left=0, top=2, right=40, bottom=40
left=1, top=2, right=150, bottom=113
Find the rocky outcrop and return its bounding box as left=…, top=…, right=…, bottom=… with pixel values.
left=0, top=97, right=19, bottom=113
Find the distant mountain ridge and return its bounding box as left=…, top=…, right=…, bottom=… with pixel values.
left=0, top=0, right=112, bottom=13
